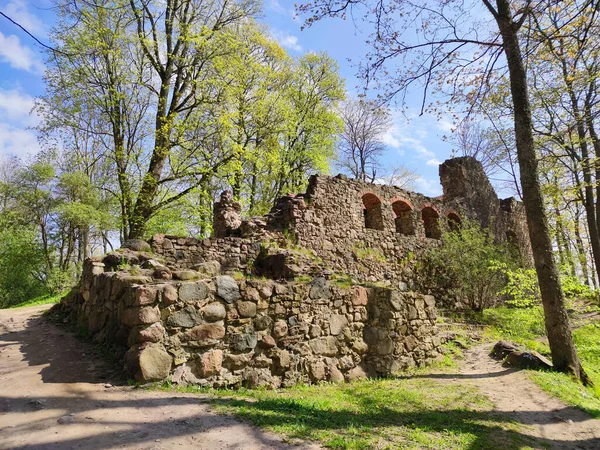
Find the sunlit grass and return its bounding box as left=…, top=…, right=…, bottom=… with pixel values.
left=6, top=293, right=63, bottom=309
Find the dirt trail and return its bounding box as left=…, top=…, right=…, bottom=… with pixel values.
left=0, top=305, right=319, bottom=450
left=458, top=344, right=600, bottom=449
left=1, top=306, right=600, bottom=450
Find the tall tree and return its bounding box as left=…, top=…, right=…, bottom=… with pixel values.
left=337, top=98, right=392, bottom=182
left=299, top=0, right=590, bottom=383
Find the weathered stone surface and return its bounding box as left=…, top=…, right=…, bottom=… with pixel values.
left=192, top=260, right=221, bottom=277
left=347, top=365, right=368, bottom=381
left=216, top=276, right=240, bottom=303
left=272, top=320, right=288, bottom=339
left=173, top=270, right=199, bottom=281
left=492, top=340, right=521, bottom=359
left=309, top=360, right=327, bottom=381
left=125, top=344, right=172, bottom=382
left=162, top=284, right=178, bottom=305
left=329, top=314, right=348, bottom=336
left=259, top=335, right=276, bottom=349
left=121, top=239, right=151, bottom=252
left=254, top=315, right=273, bottom=331
left=505, top=351, right=553, bottom=370
left=153, top=267, right=172, bottom=280
left=309, top=337, right=338, bottom=356
left=309, top=277, right=332, bottom=300
left=192, top=350, right=223, bottom=378
left=122, top=306, right=161, bottom=327
left=223, top=352, right=253, bottom=370
left=237, top=301, right=257, bottom=318
left=166, top=306, right=202, bottom=328
left=202, top=302, right=227, bottom=322
left=329, top=365, right=345, bottom=383
left=179, top=281, right=209, bottom=304
left=230, top=332, right=258, bottom=352
left=352, top=286, right=369, bottom=306
left=128, top=322, right=165, bottom=345
left=135, top=286, right=158, bottom=306
left=213, top=190, right=242, bottom=238
left=183, top=324, right=225, bottom=342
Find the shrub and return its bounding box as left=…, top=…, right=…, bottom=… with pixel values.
left=418, top=219, right=519, bottom=311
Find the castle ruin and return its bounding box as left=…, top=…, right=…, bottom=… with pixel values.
left=55, top=157, right=530, bottom=387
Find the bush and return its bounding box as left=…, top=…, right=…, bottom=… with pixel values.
left=418, top=220, right=519, bottom=311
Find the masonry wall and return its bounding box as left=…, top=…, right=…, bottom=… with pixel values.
left=55, top=258, right=441, bottom=386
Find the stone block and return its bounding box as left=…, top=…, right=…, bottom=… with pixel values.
left=125, top=344, right=172, bottom=382
left=347, top=365, right=368, bottom=381
left=166, top=306, right=202, bottom=328
left=162, top=284, right=178, bottom=306
left=179, top=281, right=209, bottom=304
left=192, top=260, right=221, bottom=277
left=230, top=332, right=258, bottom=352
left=237, top=301, right=257, bottom=318
left=122, top=306, right=161, bottom=327
left=183, top=323, right=225, bottom=342
left=352, top=286, right=369, bottom=306
left=329, top=314, right=348, bottom=336
left=192, top=350, right=223, bottom=378
left=202, top=302, right=227, bottom=322
left=128, top=322, right=165, bottom=346
left=216, top=276, right=241, bottom=303
left=309, top=277, right=332, bottom=300
left=309, top=360, right=327, bottom=381
left=254, top=315, right=273, bottom=331
left=272, top=320, right=288, bottom=339
left=309, top=336, right=338, bottom=356
left=135, top=286, right=158, bottom=306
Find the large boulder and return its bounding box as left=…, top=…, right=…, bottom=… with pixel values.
left=216, top=276, right=240, bottom=303
left=125, top=344, right=172, bottom=382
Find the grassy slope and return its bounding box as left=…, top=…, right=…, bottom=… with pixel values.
left=4, top=294, right=62, bottom=309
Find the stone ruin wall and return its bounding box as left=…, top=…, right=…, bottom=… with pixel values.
left=56, top=259, right=441, bottom=385
left=54, top=156, right=528, bottom=386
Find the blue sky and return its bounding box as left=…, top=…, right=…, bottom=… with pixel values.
left=0, top=0, right=458, bottom=197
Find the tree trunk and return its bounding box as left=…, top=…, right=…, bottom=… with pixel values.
left=493, top=0, right=589, bottom=384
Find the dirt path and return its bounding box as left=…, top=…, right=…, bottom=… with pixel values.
left=0, top=305, right=320, bottom=450
left=2, top=306, right=600, bottom=450
left=457, top=343, right=600, bottom=449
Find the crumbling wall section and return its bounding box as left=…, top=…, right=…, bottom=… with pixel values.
left=56, top=259, right=441, bottom=386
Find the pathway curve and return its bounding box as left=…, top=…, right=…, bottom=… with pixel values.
left=0, top=305, right=319, bottom=450
left=458, top=343, right=600, bottom=449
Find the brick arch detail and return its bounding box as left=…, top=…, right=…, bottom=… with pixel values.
left=419, top=202, right=440, bottom=215
left=390, top=197, right=414, bottom=214
left=361, top=192, right=383, bottom=210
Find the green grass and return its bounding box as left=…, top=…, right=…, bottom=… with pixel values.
left=480, top=305, right=600, bottom=417
left=5, top=293, right=63, bottom=309
left=167, top=379, right=539, bottom=449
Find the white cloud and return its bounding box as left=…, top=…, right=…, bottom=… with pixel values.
left=415, top=177, right=443, bottom=197
left=436, top=118, right=454, bottom=133
left=382, top=123, right=435, bottom=158
left=0, top=122, right=40, bottom=158
left=271, top=29, right=302, bottom=52
left=3, top=0, right=46, bottom=34
left=426, top=158, right=442, bottom=167
left=0, top=32, right=45, bottom=74
left=0, top=88, right=36, bottom=121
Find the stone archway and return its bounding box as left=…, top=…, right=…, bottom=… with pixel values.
left=447, top=212, right=461, bottom=232
left=392, top=199, right=415, bottom=235
left=362, top=193, right=384, bottom=231
left=422, top=206, right=441, bottom=239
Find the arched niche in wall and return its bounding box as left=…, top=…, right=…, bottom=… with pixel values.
left=447, top=211, right=461, bottom=232
left=392, top=199, right=415, bottom=235
left=421, top=205, right=441, bottom=239
left=362, top=193, right=384, bottom=231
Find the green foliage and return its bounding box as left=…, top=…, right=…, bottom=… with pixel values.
left=482, top=306, right=547, bottom=345
left=7, top=293, right=63, bottom=309
left=561, top=273, right=598, bottom=302
left=419, top=220, right=518, bottom=311
left=352, top=242, right=387, bottom=263
left=493, top=264, right=540, bottom=308
left=0, top=225, right=47, bottom=308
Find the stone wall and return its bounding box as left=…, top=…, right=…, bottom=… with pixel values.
left=55, top=257, right=441, bottom=386
left=148, top=157, right=531, bottom=290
